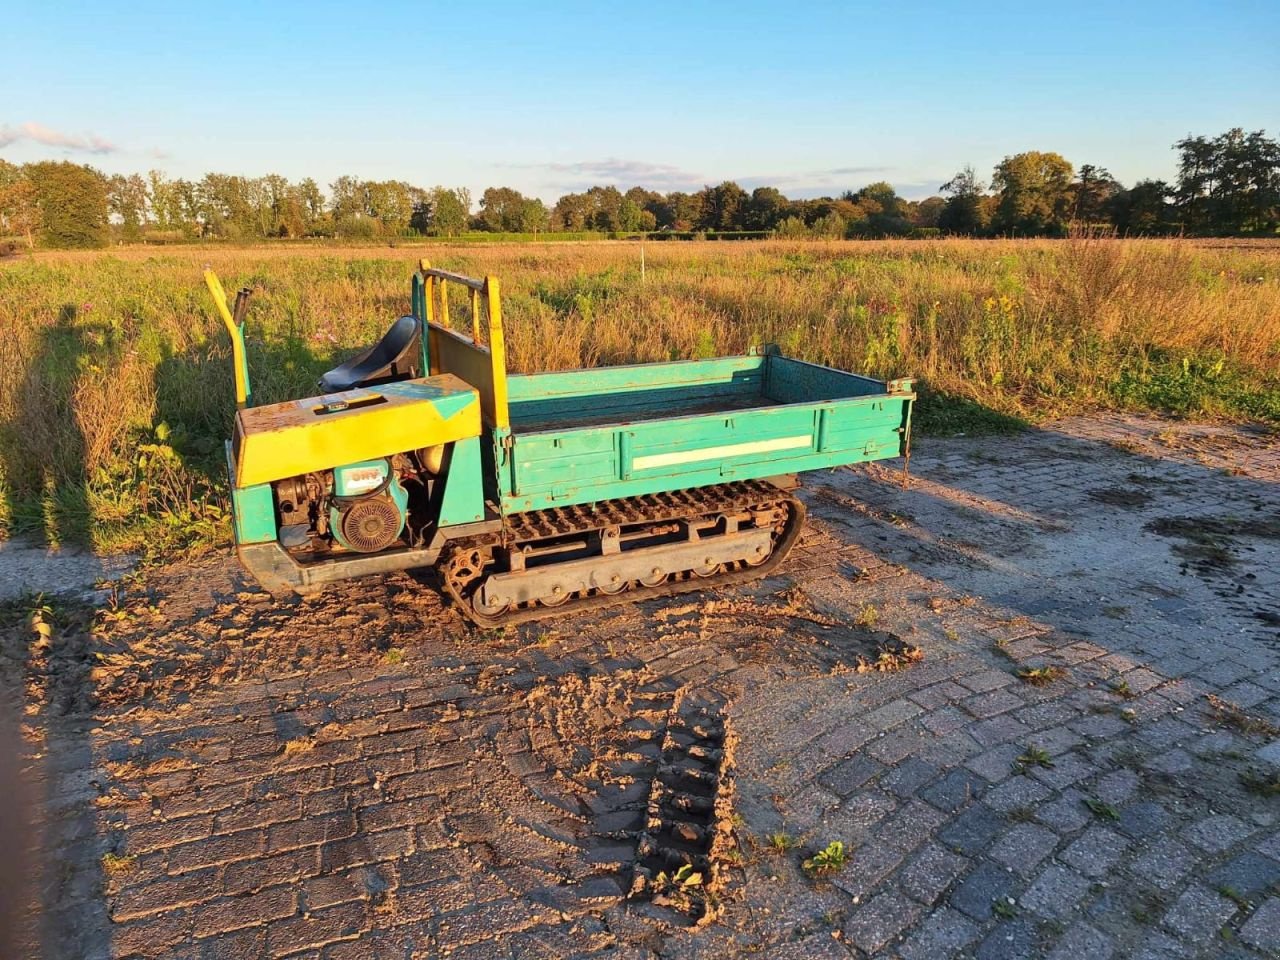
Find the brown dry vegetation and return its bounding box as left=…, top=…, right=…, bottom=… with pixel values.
left=1, top=237, right=1278, bottom=554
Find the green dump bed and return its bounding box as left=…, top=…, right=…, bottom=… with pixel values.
left=493, top=353, right=913, bottom=515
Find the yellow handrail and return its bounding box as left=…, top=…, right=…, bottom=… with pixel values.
left=416, top=259, right=509, bottom=430
left=204, top=269, right=251, bottom=408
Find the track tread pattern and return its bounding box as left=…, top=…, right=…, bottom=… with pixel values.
left=441, top=481, right=806, bottom=627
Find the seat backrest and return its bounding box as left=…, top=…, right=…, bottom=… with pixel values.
left=320, top=316, right=422, bottom=392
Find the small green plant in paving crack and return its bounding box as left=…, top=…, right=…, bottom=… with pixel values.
left=992, top=898, right=1017, bottom=919
left=1083, top=797, right=1120, bottom=821
left=803, top=841, right=848, bottom=876
left=855, top=604, right=879, bottom=629
left=1217, top=885, right=1250, bottom=909
left=1111, top=678, right=1135, bottom=698
left=766, top=832, right=801, bottom=855
left=1239, top=768, right=1280, bottom=796
left=1017, top=665, right=1066, bottom=686
left=653, top=862, right=703, bottom=891
left=100, top=853, right=136, bottom=877
left=1015, top=746, right=1055, bottom=771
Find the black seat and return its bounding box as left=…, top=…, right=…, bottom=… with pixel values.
left=319, top=315, right=423, bottom=392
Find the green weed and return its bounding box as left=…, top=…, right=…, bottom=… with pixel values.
left=802, top=841, right=849, bottom=877
left=1016, top=746, right=1055, bottom=771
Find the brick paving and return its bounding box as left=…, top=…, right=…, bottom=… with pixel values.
left=13, top=414, right=1280, bottom=959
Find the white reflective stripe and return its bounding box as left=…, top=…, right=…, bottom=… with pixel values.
left=631, top=435, right=811, bottom=471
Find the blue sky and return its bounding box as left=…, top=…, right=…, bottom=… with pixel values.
left=2, top=0, right=1277, bottom=201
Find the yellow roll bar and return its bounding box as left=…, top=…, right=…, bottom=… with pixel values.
left=414, top=259, right=509, bottom=430
left=204, top=269, right=251, bottom=409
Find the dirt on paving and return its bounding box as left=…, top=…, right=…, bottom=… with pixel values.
left=4, top=412, right=1280, bottom=960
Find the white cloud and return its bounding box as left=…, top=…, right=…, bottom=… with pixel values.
left=0, top=121, right=117, bottom=154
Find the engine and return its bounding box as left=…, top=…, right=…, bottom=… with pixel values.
left=330, top=460, right=408, bottom=552
left=272, top=450, right=441, bottom=555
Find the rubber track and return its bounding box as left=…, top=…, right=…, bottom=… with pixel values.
left=440, top=481, right=806, bottom=628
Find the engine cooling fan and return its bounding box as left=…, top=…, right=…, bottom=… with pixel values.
left=338, top=496, right=404, bottom=553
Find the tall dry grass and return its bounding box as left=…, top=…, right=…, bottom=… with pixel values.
left=1, top=238, right=1278, bottom=550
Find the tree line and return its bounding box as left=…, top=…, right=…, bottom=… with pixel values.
left=0, top=127, right=1275, bottom=249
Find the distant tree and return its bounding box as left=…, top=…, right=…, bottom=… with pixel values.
left=296, top=178, right=329, bottom=235
left=938, top=166, right=988, bottom=235
left=849, top=182, right=911, bottom=235
left=617, top=196, right=644, bottom=232
left=774, top=215, right=809, bottom=238
left=1108, top=179, right=1174, bottom=234
left=364, top=180, right=413, bottom=232
left=106, top=173, right=150, bottom=240
left=516, top=197, right=550, bottom=233
left=1071, top=164, right=1121, bottom=224
left=478, top=187, right=533, bottom=232
left=665, top=191, right=705, bottom=231
left=745, top=186, right=789, bottom=230
left=990, top=151, right=1074, bottom=236
left=0, top=160, right=39, bottom=247
left=25, top=161, right=109, bottom=248
left=422, top=186, right=469, bottom=236
left=700, top=181, right=748, bottom=231
left=551, top=191, right=591, bottom=231
left=329, top=175, right=366, bottom=227
left=911, top=196, right=946, bottom=228
left=1175, top=128, right=1280, bottom=233
left=585, top=186, right=625, bottom=230
left=810, top=211, right=846, bottom=239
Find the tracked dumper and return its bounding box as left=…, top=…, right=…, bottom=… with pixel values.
left=212, top=261, right=914, bottom=626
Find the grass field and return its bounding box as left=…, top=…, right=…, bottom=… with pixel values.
left=2, top=237, right=1278, bottom=556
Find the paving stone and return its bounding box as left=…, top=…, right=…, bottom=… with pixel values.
left=983, top=775, right=1051, bottom=813
left=1115, top=800, right=1170, bottom=839
left=1206, top=851, right=1280, bottom=899
left=1182, top=814, right=1254, bottom=854
left=816, top=755, right=884, bottom=798
left=1145, top=747, right=1195, bottom=775
left=898, top=843, right=969, bottom=905
left=1035, top=788, right=1093, bottom=833
left=1257, top=739, right=1280, bottom=765
left=1128, top=930, right=1192, bottom=960
left=1130, top=837, right=1196, bottom=886
left=882, top=757, right=940, bottom=798
left=896, top=907, right=980, bottom=960
left=973, top=917, right=1038, bottom=960
left=965, top=744, right=1025, bottom=783
left=921, top=705, right=971, bottom=735
left=969, top=715, right=1034, bottom=747
left=920, top=768, right=987, bottom=812
left=1045, top=921, right=1113, bottom=960
left=949, top=861, right=1018, bottom=921
left=1019, top=864, right=1092, bottom=919
left=1161, top=884, right=1238, bottom=944
left=938, top=804, right=1004, bottom=856
left=1028, top=752, right=1096, bottom=790
left=830, top=842, right=905, bottom=901
left=1060, top=827, right=1129, bottom=879
left=988, top=823, right=1059, bottom=876
left=842, top=890, right=921, bottom=954
left=963, top=689, right=1027, bottom=719
left=959, top=669, right=1017, bottom=694
left=1240, top=897, right=1280, bottom=953
left=1092, top=768, right=1140, bottom=805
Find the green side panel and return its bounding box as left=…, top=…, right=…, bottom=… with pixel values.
left=498, top=395, right=911, bottom=514
left=764, top=355, right=889, bottom=402
left=226, top=441, right=276, bottom=544
left=508, top=356, right=765, bottom=428
left=438, top=436, right=486, bottom=526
